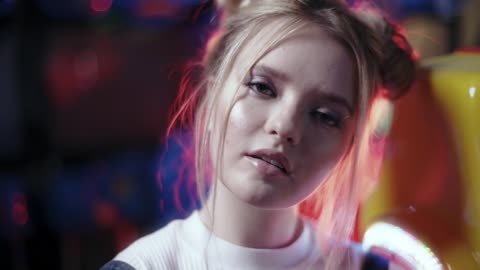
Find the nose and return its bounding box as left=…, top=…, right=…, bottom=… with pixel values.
left=264, top=105, right=302, bottom=146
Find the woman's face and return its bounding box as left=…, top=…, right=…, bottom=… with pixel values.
left=212, top=24, right=357, bottom=209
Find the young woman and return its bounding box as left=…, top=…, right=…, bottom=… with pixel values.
left=102, top=0, right=416, bottom=269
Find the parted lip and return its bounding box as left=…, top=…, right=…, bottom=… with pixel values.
left=246, top=149, right=292, bottom=175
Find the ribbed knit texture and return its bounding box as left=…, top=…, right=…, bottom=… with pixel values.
left=113, top=211, right=364, bottom=270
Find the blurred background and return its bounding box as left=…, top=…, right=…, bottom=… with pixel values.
left=0, top=0, right=479, bottom=269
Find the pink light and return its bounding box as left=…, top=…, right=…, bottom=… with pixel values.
left=159, top=199, right=164, bottom=212
left=91, top=0, right=113, bottom=12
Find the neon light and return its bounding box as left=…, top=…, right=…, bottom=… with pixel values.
left=363, top=222, right=443, bottom=270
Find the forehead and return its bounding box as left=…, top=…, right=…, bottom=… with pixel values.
left=233, top=20, right=356, bottom=104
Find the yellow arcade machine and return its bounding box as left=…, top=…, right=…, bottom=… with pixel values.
left=360, top=49, right=480, bottom=270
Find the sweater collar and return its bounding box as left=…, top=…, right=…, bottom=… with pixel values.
left=180, top=211, right=324, bottom=269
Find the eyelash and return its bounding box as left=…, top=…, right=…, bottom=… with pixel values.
left=246, top=81, right=276, bottom=97
left=246, top=80, right=345, bottom=129
left=311, top=110, right=344, bottom=128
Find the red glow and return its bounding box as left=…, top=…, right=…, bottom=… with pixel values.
left=137, top=2, right=180, bottom=18
left=47, top=50, right=99, bottom=108
left=456, top=47, right=480, bottom=54
left=95, top=202, right=118, bottom=227
left=12, top=193, right=29, bottom=226
left=115, top=221, right=138, bottom=251
left=47, top=38, right=119, bottom=109
left=91, top=0, right=113, bottom=12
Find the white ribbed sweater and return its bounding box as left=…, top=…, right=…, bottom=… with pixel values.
left=113, top=211, right=364, bottom=270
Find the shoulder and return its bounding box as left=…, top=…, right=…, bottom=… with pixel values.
left=105, top=219, right=184, bottom=270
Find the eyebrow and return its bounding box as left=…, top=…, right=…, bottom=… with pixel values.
left=251, top=65, right=290, bottom=82
left=252, top=64, right=354, bottom=114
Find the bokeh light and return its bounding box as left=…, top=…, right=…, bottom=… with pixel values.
left=11, top=192, right=29, bottom=226
left=91, top=0, right=113, bottom=13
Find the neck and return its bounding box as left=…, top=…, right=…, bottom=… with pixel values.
left=199, top=182, right=303, bottom=249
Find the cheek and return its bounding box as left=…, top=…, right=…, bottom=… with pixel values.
left=209, top=100, right=253, bottom=170
left=304, top=142, right=341, bottom=174
left=301, top=127, right=355, bottom=179
left=316, top=128, right=353, bottom=155
left=224, top=99, right=262, bottom=146
left=323, top=117, right=357, bottom=160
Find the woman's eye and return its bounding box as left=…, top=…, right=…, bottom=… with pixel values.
left=247, top=82, right=276, bottom=97
left=311, top=110, right=343, bottom=128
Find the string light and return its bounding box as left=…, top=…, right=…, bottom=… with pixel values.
left=363, top=222, right=443, bottom=270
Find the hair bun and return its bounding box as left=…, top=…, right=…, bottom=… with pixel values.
left=355, top=6, right=417, bottom=100
left=379, top=21, right=417, bottom=100
left=216, top=0, right=251, bottom=15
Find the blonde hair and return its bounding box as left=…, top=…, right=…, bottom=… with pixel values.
left=168, top=0, right=415, bottom=269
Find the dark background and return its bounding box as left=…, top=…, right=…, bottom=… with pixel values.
left=0, top=1, right=214, bottom=269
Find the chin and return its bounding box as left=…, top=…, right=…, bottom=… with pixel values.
left=219, top=161, right=315, bottom=209
left=232, top=183, right=302, bottom=209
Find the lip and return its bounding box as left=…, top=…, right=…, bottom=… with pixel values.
left=245, top=149, right=292, bottom=176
